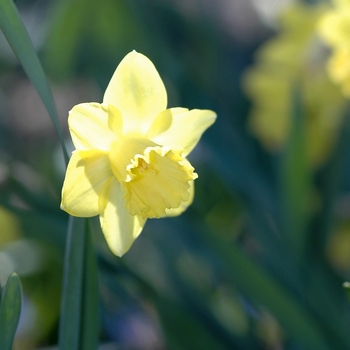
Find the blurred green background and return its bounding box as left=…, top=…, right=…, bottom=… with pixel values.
left=1, top=0, right=350, bottom=349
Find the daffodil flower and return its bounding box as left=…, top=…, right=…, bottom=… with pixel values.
left=317, top=0, right=350, bottom=97
left=60, top=51, right=216, bottom=256
left=244, top=2, right=345, bottom=166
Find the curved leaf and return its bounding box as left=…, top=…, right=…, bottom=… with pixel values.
left=0, top=273, right=23, bottom=350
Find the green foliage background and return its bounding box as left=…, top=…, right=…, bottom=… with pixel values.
left=1, top=0, right=350, bottom=349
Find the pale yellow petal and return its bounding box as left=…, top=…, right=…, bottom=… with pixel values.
left=327, top=47, right=350, bottom=84
left=165, top=180, right=195, bottom=217
left=150, top=109, right=216, bottom=156
left=99, top=178, right=146, bottom=257
left=103, top=51, right=167, bottom=135
left=318, top=8, right=350, bottom=48
left=69, top=103, right=122, bottom=151
left=61, top=150, right=112, bottom=217
left=333, top=0, right=348, bottom=7
left=146, top=108, right=188, bottom=139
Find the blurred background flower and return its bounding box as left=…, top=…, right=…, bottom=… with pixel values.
left=318, top=0, right=350, bottom=96
left=244, top=1, right=346, bottom=166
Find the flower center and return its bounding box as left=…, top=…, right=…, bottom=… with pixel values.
left=109, top=137, right=197, bottom=219
left=135, top=158, right=154, bottom=174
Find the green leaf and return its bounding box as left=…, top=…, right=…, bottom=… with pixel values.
left=0, top=273, right=23, bottom=350
left=0, top=0, right=68, bottom=163
left=80, top=220, right=99, bottom=350
left=280, top=87, right=311, bottom=258
left=59, top=217, right=99, bottom=350
left=59, top=217, right=86, bottom=350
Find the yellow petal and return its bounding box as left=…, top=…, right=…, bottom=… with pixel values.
left=61, top=150, right=112, bottom=217
left=165, top=180, right=195, bottom=217
left=150, top=109, right=216, bottom=156
left=69, top=103, right=122, bottom=151
left=334, top=0, right=349, bottom=7
left=327, top=47, right=350, bottom=83
left=103, top=51, right=167, bottom=135
left=146, top=108, right=188, bottom=139
left=318, top=9, right=350, bottom=48
left=99, top=178, right=146, bottom=256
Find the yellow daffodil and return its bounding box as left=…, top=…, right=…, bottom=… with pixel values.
left=244, top=3, right=345, bottom=166
left=60, top=51, right=216, bottom=256
left=318, top=0, right=350, bottom=97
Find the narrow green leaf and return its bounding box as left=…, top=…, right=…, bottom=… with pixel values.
left=59, top=216, right=86, bottom=350
left=280, top=87, right=311, bottom=257
left=0, top=273, right=23, bottom=350
left=80, top=220, right=99, bottom=350
left=59, top=217, right=99, bottom=350
left=0, top=0, right=68, bottom=163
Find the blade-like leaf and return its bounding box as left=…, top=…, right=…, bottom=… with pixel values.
left=280, top=87, right=311, bottom=258
left=0, top=273, right=23, bottom=350
left=59, top=217, right=99, bottom=350
left=0, top=0, right=68, bottom=163
left=80, top=220, right=99, bottom=350
left=59, top=216, right=86, bottom=350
